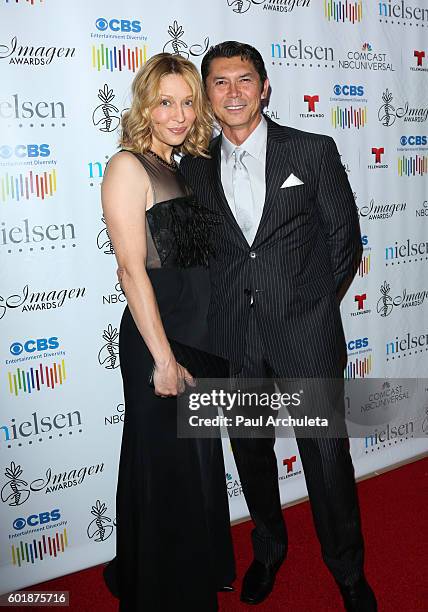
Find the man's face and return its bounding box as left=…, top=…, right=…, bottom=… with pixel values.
left=205, top=56, right=269, bottom=134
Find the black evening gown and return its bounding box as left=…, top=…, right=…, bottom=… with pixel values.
left=103, top=151, right=235, bottom=611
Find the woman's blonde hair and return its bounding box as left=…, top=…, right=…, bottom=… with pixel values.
left=120, top=53, right=212, bottom=157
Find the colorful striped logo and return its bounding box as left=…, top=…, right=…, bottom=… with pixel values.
left=91, top=44, right=147, bottom=72
left=331, top=106, right=367, bottom=129
left=345, top=354, right=372, bottom=379
left=8, top=359, right=66, bottom=396
left=11, top=529, right=68, bottom=567
left=398, top=155, right=428, bottom=176
left=1, top=169, right=57, bottom=202
left=359, top=254, right=371, bottom=277
left=324, top=0, right=363, bottom=23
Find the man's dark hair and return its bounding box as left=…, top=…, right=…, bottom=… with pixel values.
left=201, top=41, right=268, bottom=87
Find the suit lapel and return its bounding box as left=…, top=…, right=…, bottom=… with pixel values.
left=253, top=121, right=291, bottom=245
left=208, top=119, right=292, bottom=248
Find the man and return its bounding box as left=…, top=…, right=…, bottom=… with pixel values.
left=180, top=42, right=377, bottom=611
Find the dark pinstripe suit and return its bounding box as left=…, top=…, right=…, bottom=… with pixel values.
left=180, top=117, right=366, bottom=586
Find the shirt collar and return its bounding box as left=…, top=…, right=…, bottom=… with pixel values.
left=221, top=115, right=267, bottom=162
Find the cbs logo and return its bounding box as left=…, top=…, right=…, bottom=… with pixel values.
left=95, top=18, right=141, bottom=33
left=400, top=136, right=427, bottom=146
left=333, top=85, right=364, bottom=97
left=13, top=509, right=61, bottom=531
left=0, top=144, right=50, bottom=159
left=10, top=337, right=60, bottom=356
left=347, top=338, right=369, bottom=351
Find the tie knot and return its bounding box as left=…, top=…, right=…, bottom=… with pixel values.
left=233, top=148, right=246, bottom=164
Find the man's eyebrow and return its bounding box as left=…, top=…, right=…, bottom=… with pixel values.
left=212, top=72, right=254, bottom=79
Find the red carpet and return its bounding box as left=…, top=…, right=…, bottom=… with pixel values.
left=15, top=456, right=428, bottom=611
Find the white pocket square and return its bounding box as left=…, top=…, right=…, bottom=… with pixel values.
left=280, top=173, right=304, bottom=188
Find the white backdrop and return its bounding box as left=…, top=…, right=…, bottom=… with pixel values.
left=1, top=0, right=428, bottom=595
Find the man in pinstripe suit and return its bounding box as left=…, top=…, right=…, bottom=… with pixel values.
left=180, top=42, right=377, bottom=611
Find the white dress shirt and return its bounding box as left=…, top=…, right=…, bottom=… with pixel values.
left=220, top=115, right=267, bottom=244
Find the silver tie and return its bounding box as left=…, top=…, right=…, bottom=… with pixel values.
left=232, top=148, right=255, bottom=244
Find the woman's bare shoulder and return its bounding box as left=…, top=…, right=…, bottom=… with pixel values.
left=103, top=150, right=149, bottom=188
left=105, top=149, right=144, bottom=172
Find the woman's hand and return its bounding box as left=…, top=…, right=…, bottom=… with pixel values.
left=153, top=356, right=195, bottom=397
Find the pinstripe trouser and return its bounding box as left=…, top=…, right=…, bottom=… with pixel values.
left=229, top=308, right=365, bottom=586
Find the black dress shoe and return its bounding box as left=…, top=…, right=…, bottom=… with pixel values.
left=240, top=558, right=283, bottom=605
left=337, top=576, right=377, bottom=611
left=218, top=584, right=235, bottom=592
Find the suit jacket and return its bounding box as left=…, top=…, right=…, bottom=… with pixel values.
left=180, top=116, right=362, bottom=377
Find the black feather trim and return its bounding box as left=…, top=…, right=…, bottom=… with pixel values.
left=146, top=196, right=222, bottom=269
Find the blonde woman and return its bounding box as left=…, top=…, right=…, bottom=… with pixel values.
left=101, top=53, right=235, bottom=611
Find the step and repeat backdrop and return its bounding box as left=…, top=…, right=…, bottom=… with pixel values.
left=1, top=0, right=428, bottom=595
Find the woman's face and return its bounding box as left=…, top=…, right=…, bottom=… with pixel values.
left=150, top=73, right=196, bottom=151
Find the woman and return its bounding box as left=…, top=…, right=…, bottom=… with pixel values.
left=101, top=53, right=235, bottom=610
